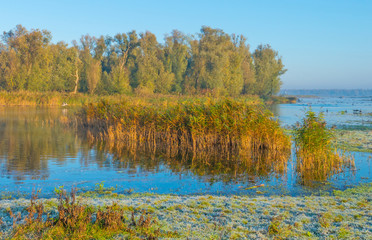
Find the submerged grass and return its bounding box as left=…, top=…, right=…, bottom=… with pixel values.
left=293, top=110, right=355, bottom=185
left=334, top=129, right=372, bottom=153
left=75, top=98, right=291, bottom=166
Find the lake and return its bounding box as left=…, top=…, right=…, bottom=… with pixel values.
left=0, top=97, right=371, bottom=198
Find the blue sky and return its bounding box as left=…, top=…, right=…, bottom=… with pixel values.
left=1, top=0, right=371, bottom=89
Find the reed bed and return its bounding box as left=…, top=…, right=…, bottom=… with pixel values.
left=293, top=110, right=355, bottom=185
left=0, top=91, right=264, bottom=106
left=0, top=91, right=124, bottom=106
left=75, top=98, right=291, bottom=166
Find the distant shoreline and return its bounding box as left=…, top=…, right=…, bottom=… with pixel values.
left=280, top=89, right=372, bottom=97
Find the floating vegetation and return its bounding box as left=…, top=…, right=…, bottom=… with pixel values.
left=74, top=98, right=291, bottom=171
left=293, top=110, right=355, bottom=186
left=335, top=130, right=372, bottom=152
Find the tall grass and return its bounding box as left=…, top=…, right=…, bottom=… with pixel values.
left=293, top=110, right=354, bottom=185
left=0, top=91, right=264, bottom=106
left=75, top=98, right=291, bottom=166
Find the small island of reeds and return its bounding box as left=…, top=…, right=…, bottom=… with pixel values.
left=74, top=98, right=291, bottom=167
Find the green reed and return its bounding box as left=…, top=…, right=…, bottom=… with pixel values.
left=293, top=110, right=355, bottom=185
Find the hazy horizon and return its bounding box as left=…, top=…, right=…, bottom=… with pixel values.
left=1, top=0, right=371, bottom=89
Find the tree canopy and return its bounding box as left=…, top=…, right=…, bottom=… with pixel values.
left=0, top=25, right=286, bottom=97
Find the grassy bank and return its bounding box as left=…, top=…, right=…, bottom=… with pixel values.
left=75, top=98, right=291, bottom=164
left=0, top=184, right=370, bottom=239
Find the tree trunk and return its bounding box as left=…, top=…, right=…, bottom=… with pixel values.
left=73, top=68, right=79, bottom=94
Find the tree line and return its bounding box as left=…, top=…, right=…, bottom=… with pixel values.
left=0, top=25, right=286, bottom=97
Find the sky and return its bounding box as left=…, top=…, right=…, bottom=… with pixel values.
left=1, top=0, right=371, bottom=89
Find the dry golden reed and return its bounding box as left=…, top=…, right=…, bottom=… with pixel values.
left=75, top=98, right=291, bottom=166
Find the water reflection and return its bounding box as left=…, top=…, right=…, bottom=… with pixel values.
left=92, top=140, right=288, bottom=185
left=0, top=107, right=81, bottom=180
left=0, top=105, right=369, bottom=196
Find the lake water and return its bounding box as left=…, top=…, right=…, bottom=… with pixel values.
left=0, top=97, right=371, bottom=198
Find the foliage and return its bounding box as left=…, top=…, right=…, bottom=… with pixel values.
left=252, top=44, right=287, bottom=98
left=0, top=25, right=286, bottom=97
left=293, top=110, right=354, bottom=185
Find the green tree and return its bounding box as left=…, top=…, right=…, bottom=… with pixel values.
left=189, top=26, right=241, bottom=95
left=252, top=44, right=286, bottom=97
left=1, top=25, right=52, bottom=91
left=136, top=31, right=174, bottom=94
left=0, top=46, right=22, bottom=90
left=49, top=42, right=78, bottom=92
left=99, top=33, right=133, bottom=94
left=222, top=34, right=247, bottom=96
left=0, top=25, right=287, bottom=97
left=164, top=30, right=189, bottom=93
left=78, top=35, right=104, bottom=94
left=237, top=36, right=256, bottom=95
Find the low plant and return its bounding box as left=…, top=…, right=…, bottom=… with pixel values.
left=7, top=189, right=178, bottom=239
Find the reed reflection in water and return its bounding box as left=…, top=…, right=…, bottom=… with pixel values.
left=0, top=106, right=362, bottom=195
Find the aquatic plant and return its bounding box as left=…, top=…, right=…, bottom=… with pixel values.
left=75, top=98, right=291, bottom=168
left=293, top=110, right=355, bottom=185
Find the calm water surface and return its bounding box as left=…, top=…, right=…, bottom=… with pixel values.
left=0, top=97, right=371, bottom=198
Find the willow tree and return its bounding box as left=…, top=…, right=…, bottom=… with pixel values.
left=78, top=35, right=104, bottom=94
left=188, top=26, right=247, bottom=96
left=49, top=42, right=78, bottom=92
left=197, top=27, right=231, bottom=93
left=253, top=44, right=286, bottom=97
left=164, top=30, right=189, bottom=93
left=136, top=31, right=174, bottom=94
left=0, top=44, right=22, bottom=90
left=0, top=25, right=52, bottom=91
left=237, top=36, right=256, bottom=95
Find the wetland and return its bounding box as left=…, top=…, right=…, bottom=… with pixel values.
left=0, top=94, right=371, bottom=239
left=0, top=96, right=370, bottom=198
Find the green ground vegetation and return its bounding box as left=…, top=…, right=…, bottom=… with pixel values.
left=0, top=183, right=370, bottom=239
